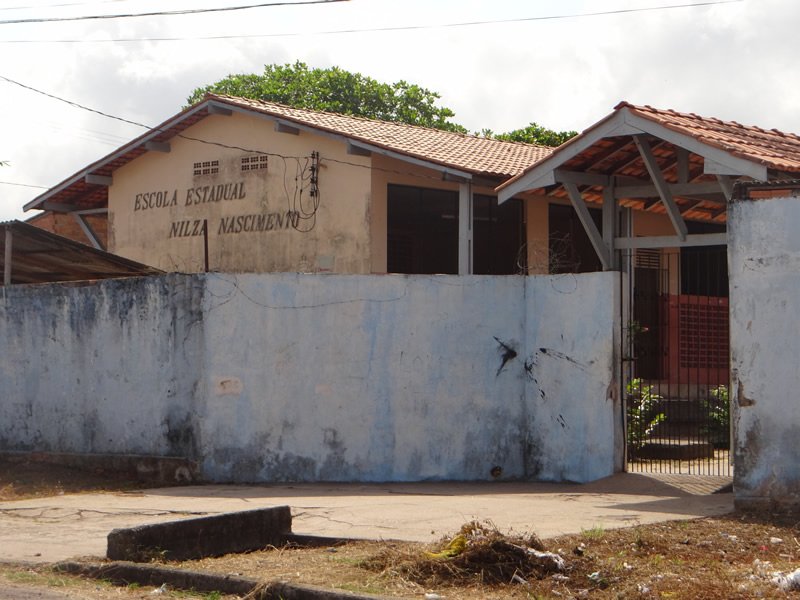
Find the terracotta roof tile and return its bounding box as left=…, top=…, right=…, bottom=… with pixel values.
left=616, top=101, right=800, bottom=173
left=211, top=94, right=553, bottom=179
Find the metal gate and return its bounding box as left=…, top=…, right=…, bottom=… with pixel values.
left=623, top=245, right=731, bottom=476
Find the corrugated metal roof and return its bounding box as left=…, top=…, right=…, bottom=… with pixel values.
left=0, top=221, right=161, bottom=285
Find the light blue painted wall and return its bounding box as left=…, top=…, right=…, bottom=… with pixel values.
left=0, top=272, right=620, bottom=483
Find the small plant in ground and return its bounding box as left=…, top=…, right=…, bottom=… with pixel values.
left=626, top=378, right=665, bottom=458
left=582, top=525, right=606, bottom=540
left=701, top=384, right=730, bottom=448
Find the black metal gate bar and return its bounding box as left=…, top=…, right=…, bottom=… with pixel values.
left=624, top=245, right=731, bottom=476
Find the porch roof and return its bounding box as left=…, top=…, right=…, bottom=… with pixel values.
left=1, top=220, right=161, bottom=285
left=497, top=102, right=800, bottom=224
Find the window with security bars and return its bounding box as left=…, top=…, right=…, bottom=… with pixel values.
left=241, top=155, right=268, bottom=171
left=193, top=160, right=219, bottom=176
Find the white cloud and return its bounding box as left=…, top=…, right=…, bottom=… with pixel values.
left=2, top=0, right=798, bottom=221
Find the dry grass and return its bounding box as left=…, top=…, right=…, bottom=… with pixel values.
left=167, top=515, right=800, bottom=599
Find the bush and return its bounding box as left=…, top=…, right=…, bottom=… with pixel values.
left=702, top=384, right=729, bottom=449
left=626, top=378, right=665, bottom=458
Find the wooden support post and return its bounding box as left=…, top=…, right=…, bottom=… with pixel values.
left=602, top=186, right=619, bottom=270
left=3, top=228, right=12, bottom=286
left=676, top=147, right=690, bottom=183
left=458, top=183, right=473, bottom=275
left=563, top=182, right=611, bottom=270
left=633, top=135, right=688, bottom=241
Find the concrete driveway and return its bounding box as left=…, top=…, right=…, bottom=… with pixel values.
left=0, top=473, right=732, bottom=564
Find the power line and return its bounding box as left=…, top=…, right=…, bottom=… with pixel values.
left=0, top=0, right=130, bottom=12
left=0, top=74, right=454, bottom=193
left=0, top=0, right=743, bottom=41
left=0, top=0, right=348, bottom=25
left=0, top=180, right=48, bottom=189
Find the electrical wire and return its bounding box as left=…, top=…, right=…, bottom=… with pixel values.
left=0, top=73, right=462, bottom=186
left=0, top=0, right=743, bottom=42
left=0, top=0, right=348, bottom=25
left=0, top=181, right=48, bottom=189
left=0, top=0, right=131, bottom=12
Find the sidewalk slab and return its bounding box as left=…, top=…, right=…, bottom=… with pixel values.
left=0, top=473, right=733, bottom=564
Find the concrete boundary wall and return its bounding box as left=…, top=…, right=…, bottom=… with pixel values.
left=0, top=272, right=620, bottom=483
left=729, top=194, right=800, bottom=510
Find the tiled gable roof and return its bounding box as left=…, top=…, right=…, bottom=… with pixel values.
left=211, top=94, right=553, bottom=179
left=617, top=101, right=800, bottom=173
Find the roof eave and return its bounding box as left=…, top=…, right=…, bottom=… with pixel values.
left=24, top=100, right=213, bottom=212
left=496, top=105, right=771, bottom=203
left=208, top=95, right=481, bottom=181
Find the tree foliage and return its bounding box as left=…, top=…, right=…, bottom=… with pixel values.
left=187, top=61, right=466, bottom=133
left=491, top=123, right=578, bottom=147
left=187, top=62, right=577, bottom=146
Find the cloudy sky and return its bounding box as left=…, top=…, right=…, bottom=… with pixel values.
left=0, top=0, right=796, bottom=221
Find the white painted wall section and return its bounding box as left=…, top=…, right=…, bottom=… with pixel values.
left=0, top=272, right=620, bottom=483
left=729, top=195, right=800, bottom=509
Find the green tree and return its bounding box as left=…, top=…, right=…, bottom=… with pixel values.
left=187, top=62, right=577, bottom=146
left=187, top=61, right=467, bottom=133
left=494, top=123, right=578, bottom=147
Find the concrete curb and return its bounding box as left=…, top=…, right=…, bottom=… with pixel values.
left=107, top=505, right=292, bottom=561
left=55, top=561, right=392, bottom=600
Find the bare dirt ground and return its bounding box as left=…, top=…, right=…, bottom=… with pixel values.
left=1, top=456, right=799, bottom=599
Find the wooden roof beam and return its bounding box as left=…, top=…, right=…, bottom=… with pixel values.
left=679, top=199, right=702, bottom=215
left=633, top=135, right=688, bottom=240
left=571, top=137, right=633, bottom=172
left=676, top=147, right=690, bottom=183
left=554, top=169, right=610, bottom=187
left=145, top=140, right=171, bottom=153
left=616, top=181, right=723, bottom=199
left=563, top=182, right=611, bottom=270
left=85, top=173, right=112, bottom=186
left=72, top=213, right=104, bottom=250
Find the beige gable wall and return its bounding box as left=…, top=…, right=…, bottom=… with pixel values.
left=109, top=111, right=372, bottom=273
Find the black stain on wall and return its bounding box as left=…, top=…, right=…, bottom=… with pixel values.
left=538, top=347, right=588, bottom=371
left=319, top=428, right=349, bottom=478
left=164, top=411, right=197, bottom=458
left=494, top=337, right=518, bottom=376
left=523, top=356, right=537, bottom=381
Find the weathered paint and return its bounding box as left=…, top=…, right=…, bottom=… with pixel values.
left=109, top=112, right=373, bottom=274
left=0, top=272, right=619, bottom=483
left=0, top=275, right=204, bottom=457
left=729, top=195, right=800, bottom=510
